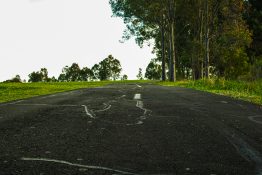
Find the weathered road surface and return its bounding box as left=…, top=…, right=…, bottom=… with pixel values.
left=0, top=83, right=262, bottom=175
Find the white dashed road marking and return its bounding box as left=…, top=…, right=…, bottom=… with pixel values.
left=95, top=103, right=112, bottom=113
left=134, top=94, right=141, bottom=100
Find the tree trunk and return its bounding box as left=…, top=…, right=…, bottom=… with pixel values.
left=168, top=0, right=176, bottom=82
left=205, top=0, right=210, bottom=78
left=161, top=24, right=166, bottom=81
left=169, top=24, right=173, bottom=81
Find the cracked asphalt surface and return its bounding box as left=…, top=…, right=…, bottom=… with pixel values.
left=0, top=83, right=262, bottom=175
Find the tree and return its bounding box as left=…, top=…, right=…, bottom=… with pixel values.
left=58, top=63, right=83, bottom=82
left=4, top=75, right=22, bottom=83
left=67, top=63, right=81, bottom=81
left=28, top=71, right=42, bottom=82
left=50, top=76, right=57, bottom=82
left=40, top=68, right=49, bottom=82
left=136, top=68, right=144, bottom=80
left=91, top=55, right=122, bottom=81
left=110, top=0, right=173, bottom=81
left=111, top=0, right=254, bottom=80
left=121, top=74, right=128, bottom=80
left=28, top=68, right=49, bottom=82
left=80, top=67, right=93, bottom=81
left=91, top=64, right=100, bottom=81
left=145, top=59, right=162, bottom=80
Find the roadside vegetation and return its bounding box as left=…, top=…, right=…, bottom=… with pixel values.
left=0, top=82, right=110, bottom=103
left=0, top=80, right=152, bottom=103
left=158, top=79, right=262, bottom=105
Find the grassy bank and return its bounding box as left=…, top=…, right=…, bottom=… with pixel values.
left=157, top=79, right=262, bottom=105
left=0, top=80, right=152, bottom=103
left=0, top=81, right=111, bottom=103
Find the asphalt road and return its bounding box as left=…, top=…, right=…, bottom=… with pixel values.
left=0, top=83, right=262, bottom=175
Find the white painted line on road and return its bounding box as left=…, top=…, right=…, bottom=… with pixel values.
left=248, top=116, right=262, bottom=125
left=136, top=101, right=151, bottom=115
left=134, top=94, right=141, bottom=100
left=8, top=100, right=25, bottom=105
left=95, top=103, right=112, bottom=113
left=14, top=104, right=78, bottom=107
left=82, top=105, right=95, bottom=119
left=21, top=157, right=137, bottom=175
left=117, top=95, right=126, bottom=99
left=220, top=101, right=228, bottom=104
left=136, top=121, right=143, bottom=125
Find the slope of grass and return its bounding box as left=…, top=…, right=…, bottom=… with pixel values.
left=0, top=82, right=110, bottom=103
left=157, top=79, right=262, bottom=105
left=0, top=80, right=152, bottom=103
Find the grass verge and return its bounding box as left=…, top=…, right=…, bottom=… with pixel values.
left=0, top=80, right=151, bottom=103
left=157, top=79, right=262, bottom=105
left=0, top=82, right=111, bottom=103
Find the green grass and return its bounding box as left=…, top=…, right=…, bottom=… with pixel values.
left=0, top=80, right=152, bottom=103
left=157, top=79, right=262, bottom=105
left=0, top=81, right=111, bottom=103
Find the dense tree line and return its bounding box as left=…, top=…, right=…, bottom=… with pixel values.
left=110, top=0, right=261, bottom=81
left=3, top=75, right=23, bottom=83
left=27, top=55, right=123, bottom=82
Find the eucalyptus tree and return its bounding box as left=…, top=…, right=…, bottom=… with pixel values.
left=110, top=0, right=177, bottom=81
left=145, top=59, right=162, bottom=80
left=91, top=55, right=122, bottom=81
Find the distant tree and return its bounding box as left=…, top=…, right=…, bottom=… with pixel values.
left=68, top=63, right=81, bottom=81
left=136, top=68, right=144, bottom=80
left=91, top=64, right=100, bottom=80
left=28, top=68, right=49, bottom=82
left=58, top=73, right=66, bottom=82
left=50, top=76, right=57, bottom=82
left=58, top=66, right=69, bottom=82
left=145, top=59, right=161, bottom=80
left=4, top=75, right=22, bottom=83
left=28, top=71, right=43, bottom=82
left=92, top=55, right=122, bottom=81
left=80, top=67, right=93, bottom=81
left=58, top=63, right=82, bottom=82
left=121, top=74, right=128, bottom=80
left=40, top=68, right=49, bottom=82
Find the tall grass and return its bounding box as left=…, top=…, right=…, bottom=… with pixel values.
left=158, top=79, right=262, bottom=105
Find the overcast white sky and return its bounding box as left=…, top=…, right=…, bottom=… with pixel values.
left=0, top=0, right=155, bottom=81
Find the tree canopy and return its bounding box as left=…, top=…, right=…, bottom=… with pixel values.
left=111, top=0, right=261, bottom=81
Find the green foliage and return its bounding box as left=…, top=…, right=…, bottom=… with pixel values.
left=4, top=75, right=22, bottom=83
left=91, top=55, right=122, bottom=81
left=57, top=56, right=122, bottom=82
left=28, top=68, right=49, bottom=82
left=111, top=0, right=258, bottom=81
left=121, top=74, right=128, bottom=80
left=136, top=68, right=144, bottom=80
left=251, top=56, right=262, bottom=79
left=58, top=63, right=82, bottom=82
left=244, top=0, right=262, bottom=57
left=145, top=59, right=161, bottom=80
